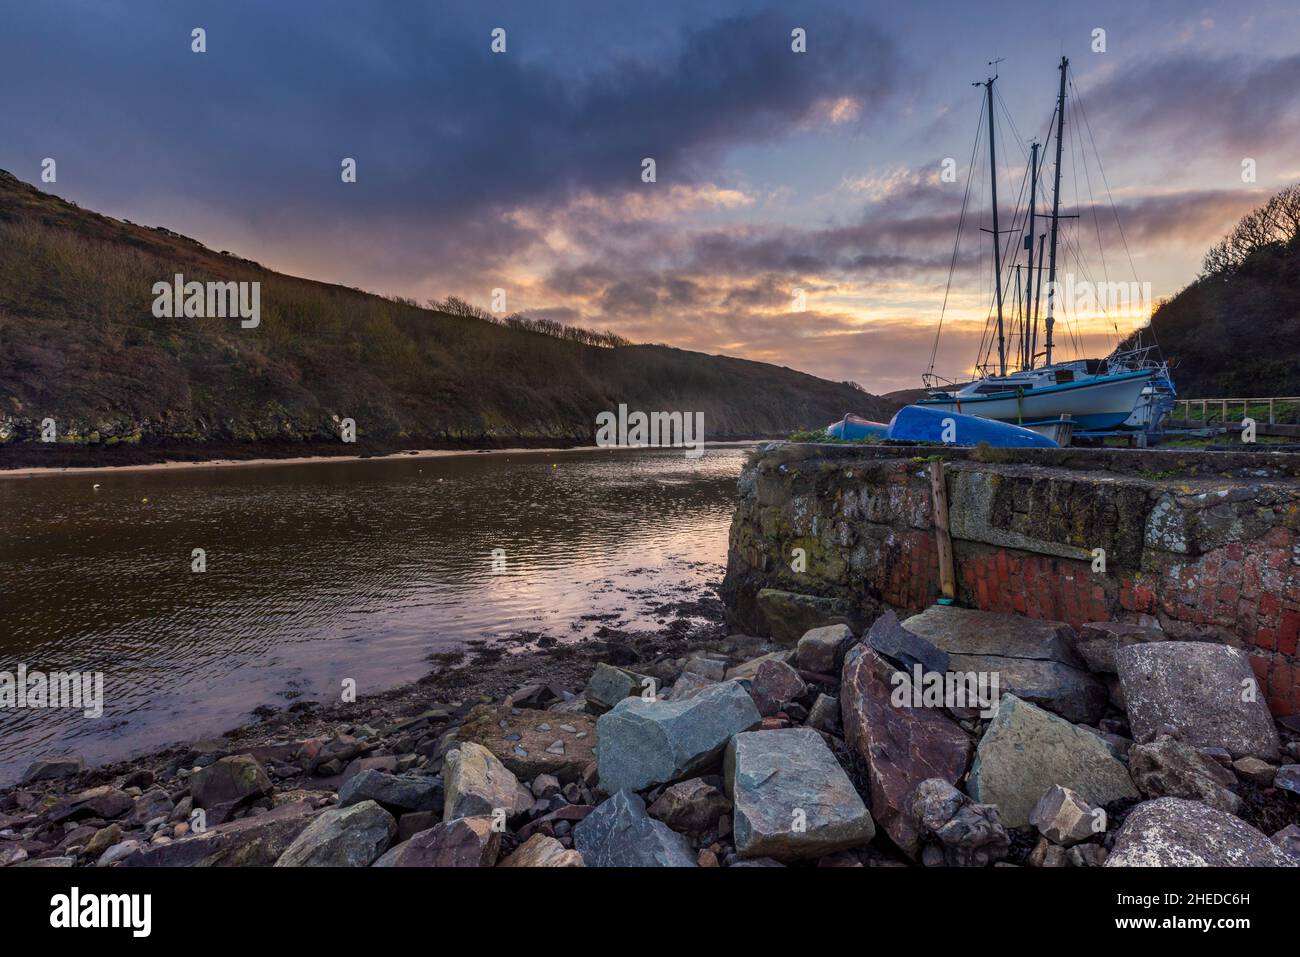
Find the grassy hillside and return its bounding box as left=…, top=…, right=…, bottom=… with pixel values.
left=0, top=171, right=894, bottom=459
left=1127, top=186, right=1300, bottom=399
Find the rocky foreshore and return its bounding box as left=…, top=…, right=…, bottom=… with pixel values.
left=3, top=604, right=1299, bottom=868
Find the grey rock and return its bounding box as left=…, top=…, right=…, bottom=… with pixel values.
left=726, top=728, right=875, bottom=861
left=96, top=840, right=143, bottom=867
left=121, top=800, right=317, bottom=867
left=1277, top=765, right=1300, bottom=795
left=595, top=680, right=760, bottom=793
left=1231, top=756, right=1276, bottom=786
left=1116, top=642, right=1280, bottom=759
left=901, top=606, right=1105, bottom=723
left=796, top=623, right=855, bottom=673
left=648, top=778, right=732, bottom=835
left=274, top=800, right=395, bottom=867
left=724, top=650, right=793, bottom=682
left=968, top=694, right=1138, bottom=828
left=189, top=754, right=273, bottom=810
left=1074, top=621, right=1166, bottom=674
left=337, top=769, right=440, bottom=814
left=868, top=609, right=950, bottom=675
left=0, top=844, right=28, bottom=867
left=1272, top=824, right=1300, bottom=861
left=585, top=663, right=653, bottom=712
left=683, top=655, right=728, bottom=681
left=664, top=671, right=717, bottom=701
left=754, top=588, right=852, bottom=644
left=21, top=756, right=84, bottom=785
left=805, top=693, right=840, bottom=733
left=12, top=856, right=75, bottom=867
left=573, top=790, right=696, bottom=867
left=1029, top=785, right=1103, bottom=846
left=1106, top=798, right=1297, bottom=867
left=1068, top=844, right=1108, bottom=867
left=911, top=778, right=1009, bottom=867
left=443, top=741, right=533, bottom=821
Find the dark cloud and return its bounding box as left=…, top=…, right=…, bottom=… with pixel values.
left=1084, top=51, right=1300, bottom=155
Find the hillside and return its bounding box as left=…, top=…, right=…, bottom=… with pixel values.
left=0, top=171, right=895, bottom=463
left=1128, top=185, right=1300, bottom=399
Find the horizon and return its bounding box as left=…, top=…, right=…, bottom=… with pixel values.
left=3, top=1, right=1296, bottom=392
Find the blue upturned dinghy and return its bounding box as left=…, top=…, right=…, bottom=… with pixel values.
left=826, top=413, right=890, bottom=440
left=886, top=404, right=1059, bottom=448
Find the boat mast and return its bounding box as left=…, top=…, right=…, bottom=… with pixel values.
left=1022, top=141, right=1039, bottom=371
left=983, top=70, right=1006, bottom=376
left=1045, top=56, right=1067, bottom=367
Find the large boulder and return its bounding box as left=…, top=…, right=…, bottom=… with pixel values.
left=726, top=728, right=875, bottom=861
left=443, top=742, right=533, bottom=821
left=968, top=694, right=1138, bottom=828
left=372, top=817, right=499, bottom=867
left=274, top=800, right=396, bottom=867
left=595, top=680, right=760, bottom=793
left=457, top=705, right=597, bottom=783
left=901, top=606, right=1105, bottom=723
left=1116, top=643, right=1280, bottom=759
left=572, top=790, right=697, bottom=867
left=1106, top=798, right=1297, bottom=867
left=840, top=644, right=972, bottom=858
left=911, top=778, right=1009, bottom=867
left=1128, top=734, right=1242, bottom=814
left=338, top=770, right=440, bottom=815
left=499, top=833, right=584, bottom=867
left=755, top=588, right=851, bottom=644
left=122, top=800, right=317, bottom=867
left=189, top=755, right=273, bottom=812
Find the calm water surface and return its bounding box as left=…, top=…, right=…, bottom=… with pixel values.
left=0, top=445, right=750, bottom=784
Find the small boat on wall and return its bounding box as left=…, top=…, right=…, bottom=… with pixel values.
left=886, top=404, right=1060, bottom=448
left=918, top=366, right=1153, bottom=431
left=826, top=413, right=889, bottom=440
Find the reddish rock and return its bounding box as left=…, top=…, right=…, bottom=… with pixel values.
left=499, top=833, right=584, bottom=867
left=748, top=659, right=807, bottom=717
left=373, top=816, right=500, bottom=867
left=840, top=644, right=972, bottom=859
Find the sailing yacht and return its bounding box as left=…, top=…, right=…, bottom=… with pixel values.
left=920, top=57, right=1163, bottom=433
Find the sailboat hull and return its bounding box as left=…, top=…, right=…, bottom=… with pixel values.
left=918, top=370, right=1154, bottom=431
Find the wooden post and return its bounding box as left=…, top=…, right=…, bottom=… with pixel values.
left=930, top=459, right=957, bottom=604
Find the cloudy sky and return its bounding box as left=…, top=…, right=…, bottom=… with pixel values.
left=3, top=0, right=1297, bottom=392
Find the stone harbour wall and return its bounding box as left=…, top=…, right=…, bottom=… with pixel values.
left=721, top=442, right=1300, bottom=716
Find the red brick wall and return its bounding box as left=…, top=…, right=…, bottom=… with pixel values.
left=889, top=529, right=1300, bottom=717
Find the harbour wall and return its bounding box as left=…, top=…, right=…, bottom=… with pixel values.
left=721, top=442, right=1300, bottom=716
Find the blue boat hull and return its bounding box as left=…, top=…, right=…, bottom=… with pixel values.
left=886, top=405, right=1059, bottom=448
